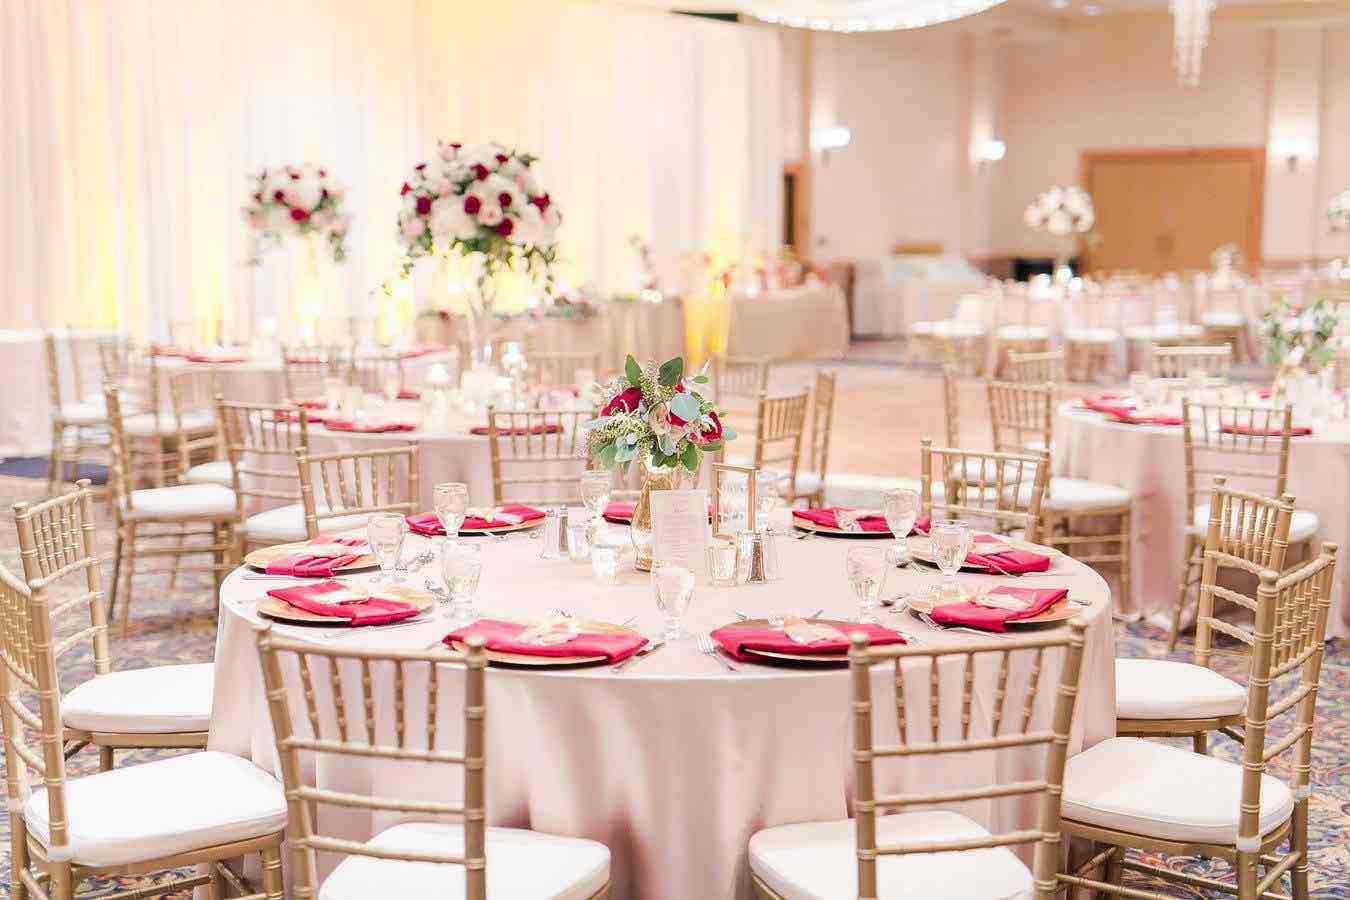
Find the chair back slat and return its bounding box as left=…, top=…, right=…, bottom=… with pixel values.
left=296, top=444, right=420, bottom=538
left=1151, top=344, right=1232, bottom=382
left=849, top=620, right=1088, bottom=899
left=220, top=399, right=312, bottom=513
left=1182, top=399, right=1294, bottom=519
left=486, top=408, right=591, bottom=506
left=942, top=365, right=961, bottom=448
left=282, top=344, right=355, bottom=402
left=752, top=391, right=810, bottom=496
left=807, top=370, right=837, bottom=477
left=987, top=381, right=1054, bottom=455
left=920, top=439, right=1050, bottom=541
left=168, top=369, right=223, bottom=475
left=1004, top=349, right=1064, bottom=385
left=256, top=630, right=489, bottom=899
left=527, top=351, right=602, bottom=389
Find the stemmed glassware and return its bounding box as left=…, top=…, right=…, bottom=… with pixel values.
left=930, top=520, right=972, bottom=602
left=652, top=561, right=695, bottom=641
left=434, top=482, right=469, bottom=544
left=440, top=541, right=483, bottom=621
left=755, top=471, right=781, bottom=527
left=579, top=470, right=612, bottom=540
left=366, top=513, right=407, bottom=585
left=845, top=547, right=888, bottom=623
left=882, top=487, right=920, bottom=566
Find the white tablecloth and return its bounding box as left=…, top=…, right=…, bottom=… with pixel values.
left=727, top=283, right=850, bottom=361
left=1055, top=403, right=1350, bottom=639
left=154, top=350, right=459, bottom=404
left=0, top=328, right=120, bottom=456
left=208, top=531, right=1115, bottom=899
left=851, top=258, right=985, bottom=338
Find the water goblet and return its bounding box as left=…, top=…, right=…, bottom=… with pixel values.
left=580, top=470, right=612, bottom=540
left=366, top=513, right=407, bottom=585
left=930, top=520, right=972, bottom=603
left=651, top=561, right=695, bottom=641
left=882, top=487, right=919, bottom=566
left=433, top=482, right=469, bottom=542
left=567, top=518, right=591, bottom=560
left=440, top=541, right=483, bottom=622
left=845, top=547, right=888, bottom=623
left=755, top=471, right=781, bottom=526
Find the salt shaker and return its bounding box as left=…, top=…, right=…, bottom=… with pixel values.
left=540, top=507, right=570, bottom=560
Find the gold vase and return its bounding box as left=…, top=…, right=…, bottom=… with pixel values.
left=630, top=459, right=684, bottom=572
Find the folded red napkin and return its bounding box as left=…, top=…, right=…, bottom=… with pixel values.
left=397, top=389, right=421, bottom=400
left=295, top=399, right=327, bottom=409
left=324, top=420, right=417, bottom=433
left=266, top=580, right=419, bottom=626
left=469, top=424, right=563, bottom=436
left=276, top=408, right=324, bottom=424
left=710, top=621, right=906, bottom=662
left=264, top=536, right=368, bottom=576
left=964, top=534, right=1051, bottom=574
left=792, top=507, right=891, bottom=533
left=150, top=344, right=186, bottom=357
left=928, top=586, right=1068, bottom=633
left=398, top=343, right=447, bottom=359
left=1082, top=394, right=1181, bottom=426
left=444, top=619, right=648, bottom=663
left=603, top=501, right=635, bottom=523
left=405, top=505, right=546, bottom=535
left=1221, top=422, right=1312, bottom=437
left=186, top=353, right=247, bottom=364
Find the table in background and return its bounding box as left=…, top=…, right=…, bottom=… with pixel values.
left=726, top=282, right=850, bottom=361
left=208, top=531, right=1115, bottom=900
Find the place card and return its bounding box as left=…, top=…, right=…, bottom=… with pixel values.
left=650, top=489, right=710, bottom=577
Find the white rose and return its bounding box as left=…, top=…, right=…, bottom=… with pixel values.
left=512, top=204, right=545, bottom=246
left=1047, top=210, right=1072, bottom=236
left=1077, top=209, right=1095, bottom=232
left=1043, top=186, right=1064, bottom=210
left=1023, top=205, right=1043, bottom=230
left=477, top=203, right=503, bottom=227
left=400, top=216, right=425, bottom=240
left=263, top=170, right=291, bottom=204
left=480, top=174, right=520, bottom=211
left=430, top=197, right=479, bottom=241
left=290, top=173, right=322, bottom=211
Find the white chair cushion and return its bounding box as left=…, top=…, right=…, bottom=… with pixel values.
left=1062, top=737, right=1293, bottom=844
left=182, top=459, right=234, bottom=487
left=748, top=810, right=1034, bottom=900
left=1064, top=327, right=1119, bottom=344
left=318, top=821, right=611, bottom=900
left=62, top=663, right=214, bottom=734
left=1202, top=311, right=1246, bottom=328
left=1114, top=658, right=1245, bottom=720
left=1191, top=504, right=1318, bottom=544
left=1042, top=477, right=1131, bottom=512
left=243, top=502, right=372, bottom=543
left=120, top=483, right=236, bottom=521
left=995, top=324, right=1050, bottom=341
left=58, top=401, right=108, bottom=426
left=912, top=320, right=986, bottom=338
left=23, top=751, right=285, bottom=867
left=124, top=410, right=215, bottom=437
left=1123, top=323, right=1204, bottom=342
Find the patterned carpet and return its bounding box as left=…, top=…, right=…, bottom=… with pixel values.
left=0, top=470, right=1347, bottom=898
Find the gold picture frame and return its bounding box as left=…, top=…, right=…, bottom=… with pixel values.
left=710, top=461, right=758, bottom=540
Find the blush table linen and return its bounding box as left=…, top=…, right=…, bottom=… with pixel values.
left=1055, top=403, right=1349, bottom=639
left=208, top=529, right=1116, bottom=900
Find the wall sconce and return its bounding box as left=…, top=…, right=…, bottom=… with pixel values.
left=812, top=126, right=851, bottom=164
left=975, top=138, right=1006, bottom=169
left=1270, top=136, right=1317, bottom=172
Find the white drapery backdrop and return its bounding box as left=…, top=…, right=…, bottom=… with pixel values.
left=0, top=0, right=782, bottom=339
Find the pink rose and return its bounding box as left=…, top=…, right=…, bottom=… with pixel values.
left=401, top=217, right=424, bottom=239
left=600, top=386, right=643, bottom=417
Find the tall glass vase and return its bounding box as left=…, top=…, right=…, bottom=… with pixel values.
left=462, top=275, right=500, bottom=370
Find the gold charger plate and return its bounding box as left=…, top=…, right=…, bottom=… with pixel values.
left=725, top=618, right=865, bottom=665
left=244, top=541, right=379, bottom=573
left=904, top=593, right=1083, bottom=627
left=458, top=517, right=545, bottom=536
left=446, top=619, right=641, bottom=667
left=791, top=518, right=893, bottom=539
left=257, top=584, right=434, bottom=626
left=904, top=534, right=1061, bottom=572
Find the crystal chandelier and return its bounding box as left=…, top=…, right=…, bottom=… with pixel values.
left=619, top=1, right=1007, bottom=31
left=1171, top=0, right=1215, bottom=87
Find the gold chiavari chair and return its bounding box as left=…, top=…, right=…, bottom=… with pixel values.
left=282, top=343, right=354, bottom=402
left=352, top=351, right=409, bottom=399
left=104, top=386, right=238, bottom=635
left=788, top=371, right=836, bottom=508
left=1057, top=545, right=1336, bottom=900
left=988, top=380, right=1134, bottom=608
left=1003, top=348, right=1064, bottom=385
left=220, top=399, right=312, bottom=553
left=749, top=391, right=811, bottom=503
left=11, top=480, right=213, bottom=771
left=747, top=620, right=1089, bottom=900
left=919, top=439, right=1049, bottom=541
left=941, top=364, right=961, bottom=448
left=255, top=628, right=613, bottom=899
left=1117, top=476, right=1293, bottom=752
left=119, top=356, right=217, bottom=487
left=527, top=350, right=602, bottom=389
left=44, top=333, right=109, bottom=494
left=486, top=407, right=591, bottom=506
left=296, top=444, right=420, bottom=539
left=95, top=334, right=136, bottom=387
left=1172, top=398, right=1317, bottom=650
left=169, top=369, right=231, bottom=487
left=713, top=354, right=772, bottom=442
left=1150, top=343, right=1233, bottom=382
left=0, top=560, right=286, bottom=900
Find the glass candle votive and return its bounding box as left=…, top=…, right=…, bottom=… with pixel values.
left=706, top=540, right=738, bottom=587
left=591, top=545, right=620, bottom=584
left=567, top=521, right=591, bottom=560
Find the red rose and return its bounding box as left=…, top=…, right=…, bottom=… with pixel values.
left=253, top=192, right=262, bottom=202
left=451, top=142, right=462, bottom=149
left=530, top=193, right=551, bottom=211
left=600, top=386, right=643, bottom=417
left=692, top=410, right=723, bottom=445
left=464, top=195, right=482, bottom=215
left=400, top=182, right=411, bottom=196
left=273, top=189, right=286, bottom=203
left=494, top=219, right=514, bottom=237
left=289, top=208, right=309, bottom=222
left=289, top=171, right=300, bottom=181
left=318, top=168, right=327, bottom=177
left=415, top=162, right=426, bottom=171
left=473, top=164, right=490, bottom=180
left=495, top=153, right=508, bottom=163
left=415, top=195, right=432, bottom=216
left=498, top=192, right=513, bottom=208
left=666, top=383, right=692, bottom=427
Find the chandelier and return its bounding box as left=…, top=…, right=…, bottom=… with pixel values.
left=620, top=1, right=1007, bottom=31
left=1170, top=0, right=1215, bottom=87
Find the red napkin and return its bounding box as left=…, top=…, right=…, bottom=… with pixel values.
left=603, top=501, right=635, bottom=523
left=295, top=399, right=327, bottom=409
left=397, top=389, right=421, bottom=400
left=264, top=536, right=368, bottom=577
left=444, top=619, right=648, bottom=663
left=964, top=534, right=1051, bottom=574
left=1221, top=422, right=1312, bottom=437
left=469, top=424, right=563, bottom=436
left=398, top=343, right=447, bottom=359
left=186, top=353, right=247, bottom=364
left=266, top=581, right=419, bottom=626
left=710, top=622, right=906, bottom=662
left=792, top=507, right=891, bottom=533
left=1082, top=394, right=1181, bottom=426
left=150, top=344, right=186, bottom=357
left=276, top=408, right=324, bottom=424
left=928, top=586, right=1068, bottom=633
left=324, top=420, right=417, bottom=433
left=405, top=505, right=546, bottom=535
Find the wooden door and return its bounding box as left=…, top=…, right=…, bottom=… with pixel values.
left=1081, top=148, right=1264, bottom=275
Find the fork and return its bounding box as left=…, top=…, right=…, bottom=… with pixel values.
left=913, top=608, right=1010, bottom=640
left=697, top=633, right=739, bottom=671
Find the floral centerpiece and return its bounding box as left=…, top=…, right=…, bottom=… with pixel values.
left=242, top=164, right=350, bottom=265
left=395, top=141, right=562, bottom=367
left=1329, top=190, right=1350, bottom=233
left=585, top=355, right=735, bottom=570
left=1023, top=185, right=1094, bottom=278
left=1261, top=295, right=1338, bottom=395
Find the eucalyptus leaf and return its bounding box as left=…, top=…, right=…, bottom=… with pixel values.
left=692, top=374, right=709, bottom=384
left=698, top=440, right=723, bottom=453
left=625, top=355, right=643, bottom=387
left=614, top=442, right=637, bottom=463
left=597, top=442, right=618, bottom=469
left=659, top=433, right=675, bottom=455
left=722, top=425, right=738, bottom=441
left=658, top=357, right=684, bottom=387
left=669, top=391, right=701, bottom=423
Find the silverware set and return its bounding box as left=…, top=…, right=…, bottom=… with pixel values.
left=611, top=638, right=665, bottom=672
left=697, top=633, right=739, bottom=671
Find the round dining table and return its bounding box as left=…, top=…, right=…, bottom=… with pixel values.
left=1054, top=402, right=1350, bottom=639
left=207, top=525, right=1117, bottom=900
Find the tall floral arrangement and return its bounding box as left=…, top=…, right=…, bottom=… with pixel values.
left=242, top=164, right=350, bottom=264
left=1261, top=296, right=1337, bottom=372
left=1023, top=185, right=1095, bottom=236
left=586, top=355, right=735, bottom=474
left=1328, top=190, right=1350, bottom=233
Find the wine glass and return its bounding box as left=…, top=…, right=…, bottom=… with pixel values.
left=433, top=482, right=469, bottom=543
left=441, top=541, right=483, bottom=621
left=845, top=547, right=888, bottom=623
left=366, top=513, right=407, bottom=585
left=882, top=488, right=920, bottom=566
left=579, top=470, right=612, bottom=540
left=930, top=520, right=972, bottom=602
left=652, top=561, right=695, bottom=641
left=755, top=471, right=780, bottom=527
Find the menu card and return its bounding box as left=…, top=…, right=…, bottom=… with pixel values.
left=650, top=489, right=710, bottom=578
